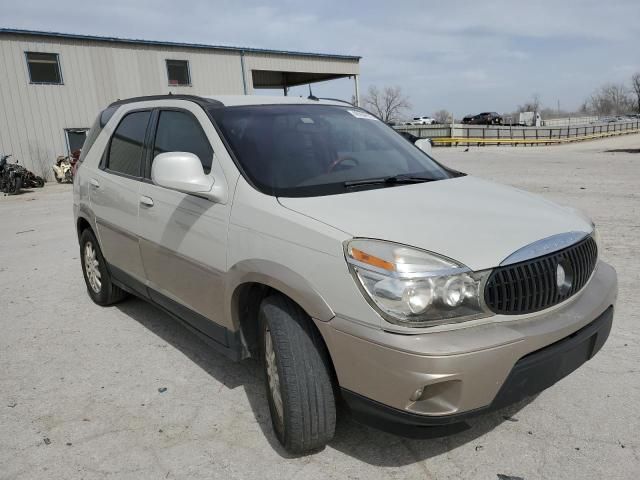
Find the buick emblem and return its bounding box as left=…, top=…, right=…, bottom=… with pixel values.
left=556, top=261, right=573, bottom=294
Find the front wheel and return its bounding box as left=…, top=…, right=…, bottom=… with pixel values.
left=260, top=295, right=336, bottom=454
left=7, top=176, right=22, bottom=195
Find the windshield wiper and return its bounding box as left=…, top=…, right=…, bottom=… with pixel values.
left=344, top=174, right=437, bottom=189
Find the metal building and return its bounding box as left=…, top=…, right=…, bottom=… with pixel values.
left=0, top=29, right=361, bottom=177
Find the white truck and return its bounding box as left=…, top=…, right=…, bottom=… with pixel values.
left=519, top=111, right=542, bottom=127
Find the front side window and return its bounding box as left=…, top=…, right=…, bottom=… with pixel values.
left=107, top=111, right=151, bottom=177
left=166, top=60, right=190, bottom=86
left=153, top=110, right=213, bottom=173
left=209, top=104, right=453, bottom=197
left=26, top=52, right=62, bottom=84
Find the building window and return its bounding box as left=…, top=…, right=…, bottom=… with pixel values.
left=166, top=60, right=191, bottom=86
left=25, top=52, right=63, bottom=84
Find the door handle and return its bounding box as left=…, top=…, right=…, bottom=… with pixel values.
left=139, top=196, right=154, bottom=207
left=90, top=178, right=100, bottom=188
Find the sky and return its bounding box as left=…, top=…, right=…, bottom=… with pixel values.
left=2, top=0, right=639, bottom=118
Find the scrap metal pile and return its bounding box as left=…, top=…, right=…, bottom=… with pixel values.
left=0, top=154, right=45, bottom=195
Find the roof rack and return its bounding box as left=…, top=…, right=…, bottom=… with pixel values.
left=317, top=97, right=355, bottom=106
left=108, top=94, right=224, bottom=108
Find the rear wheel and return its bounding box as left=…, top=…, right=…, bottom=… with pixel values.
left=79, top=228, right=128, bottom=305
left=259, top=295, right=336, bottom=454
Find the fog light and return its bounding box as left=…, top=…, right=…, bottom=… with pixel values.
left=410, top=387, right=425, bottom=402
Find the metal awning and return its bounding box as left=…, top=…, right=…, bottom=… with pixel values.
left=252, top=69, right=353, bottom=89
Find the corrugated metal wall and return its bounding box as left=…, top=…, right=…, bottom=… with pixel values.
left=0, top=34, right=358, bottom=177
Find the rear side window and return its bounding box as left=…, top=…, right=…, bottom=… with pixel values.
left=107, top=111, right=151, bottom=177
left=153, top=110, right=213, bottom=173
left=78, top=106, right=118, bottom=163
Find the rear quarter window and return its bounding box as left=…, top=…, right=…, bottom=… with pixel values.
left=78, top=105, right=118, bottom=163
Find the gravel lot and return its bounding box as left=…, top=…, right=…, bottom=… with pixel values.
left=1, top=134, right=639, bottom=480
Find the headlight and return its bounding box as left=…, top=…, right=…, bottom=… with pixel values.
left=345, top=239, right=493, bottom=327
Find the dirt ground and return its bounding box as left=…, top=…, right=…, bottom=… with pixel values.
left=1, top=133, right=639, bottom=479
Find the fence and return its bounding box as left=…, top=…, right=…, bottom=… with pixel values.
left=394, top=119, right=640, bottom=146
left=541, top=116, right=599, bottom=127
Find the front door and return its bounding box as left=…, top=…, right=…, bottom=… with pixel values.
left=137, top=106, right=231, bottom=343
left=89, top=109, right=151, bottom=290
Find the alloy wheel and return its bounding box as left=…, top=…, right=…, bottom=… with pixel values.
left=265, top=327, right=284, bottom=424
left=84, top=241, right=102, bottom=293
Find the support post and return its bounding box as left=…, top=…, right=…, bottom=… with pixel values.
left=240, top=51, right=248, bottom=95
left=353, top=74, right=360, bottom=106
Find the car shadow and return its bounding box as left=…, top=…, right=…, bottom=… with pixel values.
left=604, top=148, right=640, bottom=154
left=116, top=297, right=535, bottom=466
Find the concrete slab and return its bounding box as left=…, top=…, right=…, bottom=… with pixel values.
left=1, top=134, right=639, bottom=479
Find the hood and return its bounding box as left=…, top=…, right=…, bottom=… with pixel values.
left=278, top=176, right=593, bottom=271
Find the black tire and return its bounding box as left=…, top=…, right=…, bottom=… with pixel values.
left=7, top=176, right=22, bottom=195
left=36, top=177, right=45, bottom=187
left=79, top=228, right=128, bottom=306
left=259, top=295, right=336, bottom=454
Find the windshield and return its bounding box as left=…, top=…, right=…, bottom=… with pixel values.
left=209, top=104, right=453, bottom=197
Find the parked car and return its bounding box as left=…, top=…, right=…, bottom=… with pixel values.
left=74, top=94, right=617, bottom=454
left=397, top=131, right=433, bottom=155
left=462, top=112, right=503, bottom=125
left=408, top=116, right=437, bottom=125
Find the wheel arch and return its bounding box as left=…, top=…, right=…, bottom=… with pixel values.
left=75, top=205, right=99, bottom=241
left=226, top=260, right=335, bottom=357
left=76, top=216, right=92, bottom=237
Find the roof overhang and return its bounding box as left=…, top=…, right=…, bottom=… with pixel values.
left=0, top=28, right=361, bottom=61
left=251, top=70, right=354, bottom=89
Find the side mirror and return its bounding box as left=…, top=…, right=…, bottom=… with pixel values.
left=151, top=152, right=215, bottom=198
left=414, top=138, right=433, bottom=155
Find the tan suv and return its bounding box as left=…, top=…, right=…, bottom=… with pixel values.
left=74, top=94, right=617, bottom=453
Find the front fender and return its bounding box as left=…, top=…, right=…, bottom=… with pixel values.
left=225, top=259, right=335, bottom=328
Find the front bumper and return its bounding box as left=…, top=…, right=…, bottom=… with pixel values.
left=341, top=306, right=612, bottom=433
left=315, top=260, right=617, bottom=428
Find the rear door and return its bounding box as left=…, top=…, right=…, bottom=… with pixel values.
left=89, top=109, right=151, bottom=292
left=137, top=104, right=232, bottom=342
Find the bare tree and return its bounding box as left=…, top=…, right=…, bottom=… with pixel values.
left=361, top=85, right=411, bottom=123
left=517, top=93, right=541, bottom=112
left=631, top=72, right=640, bottom=113
left=587, top=83, right=633, bottom=115
left=432, top=109, right=452, bottom=124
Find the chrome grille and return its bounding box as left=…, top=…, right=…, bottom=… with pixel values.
left=484, top=236, right=598, bottom=315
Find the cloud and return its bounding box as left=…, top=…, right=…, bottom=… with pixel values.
left=2, top=0, right=638, bottom=117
